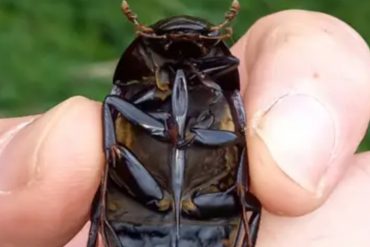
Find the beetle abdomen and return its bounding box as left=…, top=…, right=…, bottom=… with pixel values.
left=108, top=221, right=238, bottom=247
left=106, top=182, right=242, bottom=247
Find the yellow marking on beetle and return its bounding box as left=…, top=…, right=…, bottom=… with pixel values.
left=115, top=115, right=134, bottom=149
left=219, top=105, right=235, bottom=131
left=218, top=146, right=238, bottom=189
left=224, top=146, right=237, bottom=170
left=107, top=201, right=119, bottom=211
left=182, top=199, right=197, bottom=214
left=156, top=198, right=172, bottom=211
left=155, top=88, right=172, bottom=101
left=155, top=69, right=170, bottom=91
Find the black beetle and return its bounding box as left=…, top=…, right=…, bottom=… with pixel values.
left=88, top=1, right=261, bottom=246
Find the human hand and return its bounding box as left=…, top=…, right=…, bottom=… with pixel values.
left=0, top=10, right=369, bottom=247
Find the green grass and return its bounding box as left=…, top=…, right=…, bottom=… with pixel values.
left=0, top=0, right=369, bottom=150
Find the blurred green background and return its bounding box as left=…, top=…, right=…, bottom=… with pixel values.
left=0, top=0, right=369, bottom=151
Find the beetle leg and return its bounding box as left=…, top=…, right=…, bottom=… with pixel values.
left=103, top=219, right=122, bottom=247
left=109, top=145, right=164, bottom=205
left=104, top=95, right=167, bottom=139
left=132, top=87, right=171, bottom=105
left=132, top=87, right=157, bottom=105
left=87, top=98, right=123, bottom=247
left=191, top=186, right=237, bottom=218
left=87, top=100, right=118, bottom=247
left=148, top=111, right=171, bottom=121
left=231, top=91, right=247, bottom=132
left=191, top=128, right=238, bottom=146
left=191, top=56, right=239, bottom=80
left=178, top=110, right=238, bottom=147
left=187, top=62, right=224, bottom=99
left=236, top=149, right=261, bottom=247
left=87, top=188, right=101, bottom=247
left=201, top=75, right=222, bottom=94
left=87, top=145, right=110, bottom=247
left=245, top=193, right=261, bottom=247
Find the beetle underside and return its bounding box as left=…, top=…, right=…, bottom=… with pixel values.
left=87, top=1, right=261, bottom=247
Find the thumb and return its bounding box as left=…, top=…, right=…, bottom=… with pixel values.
left=233, top=11, right=370, bottom=215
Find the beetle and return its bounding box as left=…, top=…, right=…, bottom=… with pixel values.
left=87, top=1, right=261, bottom=246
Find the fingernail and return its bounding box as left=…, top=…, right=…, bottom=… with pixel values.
left=254, top=94, right=335, bottom=193
left=0, top=119, right=36, bottom=192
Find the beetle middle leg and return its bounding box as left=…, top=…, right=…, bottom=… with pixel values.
left=104, top=95, right=167, bottom=140
left=177, top=109, right=239, bottom=148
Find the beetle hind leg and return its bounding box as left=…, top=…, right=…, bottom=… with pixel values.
left=87, top=151, right=110, bottom=247
left=87, top=189, right=102, bottom=247
left=86, top=101, right=115, bottom=247
left=245, top=194, right=261, bottom=247
left=236, top=149, right=261, bottom=247
left=86, top=98, right=127, bottom=247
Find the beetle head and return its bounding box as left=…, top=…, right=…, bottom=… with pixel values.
left=121, top=0, right=240, bottom=58
left=145, top=16, right=224, bottom=58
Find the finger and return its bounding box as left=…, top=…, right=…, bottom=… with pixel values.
left=257, top=151, right=370, bottom=246
left=0, top=96, right=104, bottom=247
left=231, top=10, right=370, bottom=215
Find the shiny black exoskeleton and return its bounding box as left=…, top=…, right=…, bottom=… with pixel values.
left=88, top=1, right=261, bottom=247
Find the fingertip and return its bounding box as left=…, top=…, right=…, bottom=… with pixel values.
left=248, top=132, right=325, bottom=216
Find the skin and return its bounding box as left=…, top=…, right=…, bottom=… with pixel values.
left=0, top=10, right=369, bottom=247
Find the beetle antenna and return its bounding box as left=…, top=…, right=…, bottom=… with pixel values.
left=211, top=0, right=240, bottom=31
left=121, top=0, right=154, bottom=33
